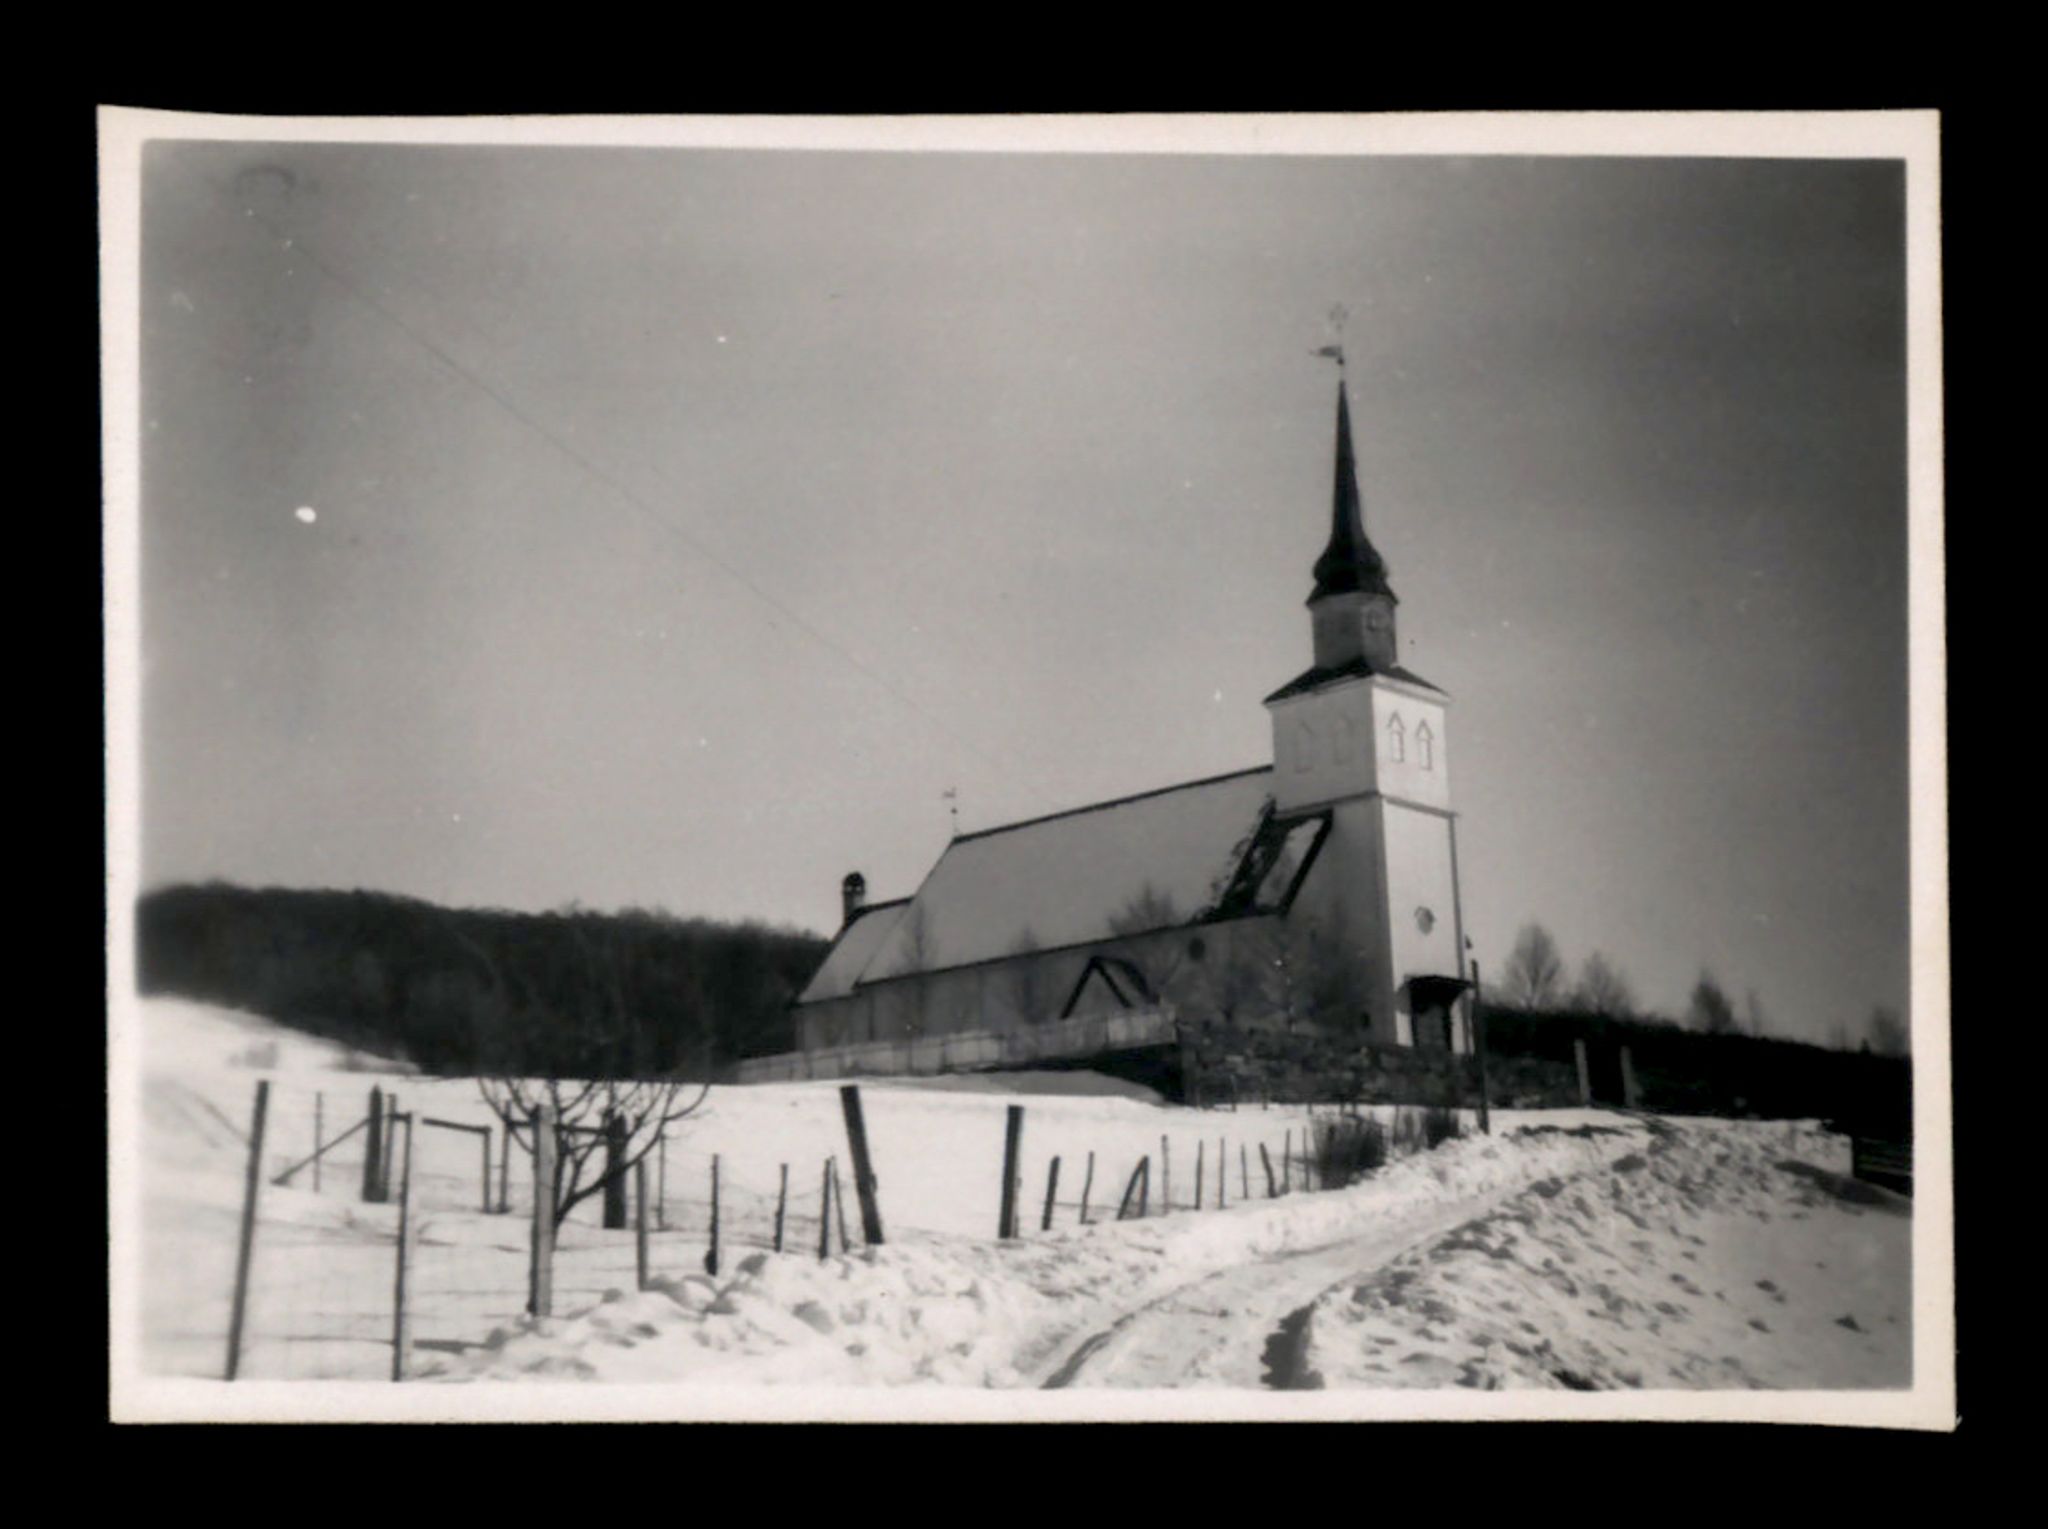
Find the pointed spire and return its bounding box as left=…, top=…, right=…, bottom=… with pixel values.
left=1309, top=380, right=1393, bottom=602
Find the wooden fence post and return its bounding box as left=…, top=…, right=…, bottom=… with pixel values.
left=391, top=1112, right=415, bottom=1381
left=362, top=1085, right=384, bottom=1204
left=1574, top=1038, right=1593, bottom=1108
left=818, top=1160, right=834, bottom=1261
left=839, top=1086, right=886, bottom=1246
left=381, top=1098, right=399, bottom=1202
left=999, top=1105, right=1025, bottom=1240
left=1079, top=1151, right=1095, bottom=1225
left=703, top=1153, right=721, bottom=1277
left=1471, top=962, right=1493, bottom=1137
left=1218, top=1137, right=1227, bottom=1209
left=530, top=1103, right=556, bottom=1319
left=497, top=1122, right=511, bottom=1214
left=479, top=1127, right=492, bottom=1214
left=1281, top=1130, right=1292, bottom=1194
left=1041, top=1156, right=1061, bottom=1232
left=1160, top=1136, right=1171, bottom=1215
left=774, top=1163, right=789, bottom=1253
left=831, top=1156, right=852, bottom=1253
left=1241, top=1143, right=1250, bottom=1201
left=1620, top=1045, right=1640, bottom=1110
left=312, top=1091, right=323, bottom=1195
left=1138, top=1156, right=1150, bottom=1218
left=656, top=1128, right=669, bottom=1231
left=635, top=1157, right=651, bottom=1291
left=224, top=1079, right=270, bottom=1381
left=602, top=1110, right=629, bottom=1230
left=1195, top=1139, right=1205, bottom=1210
left=1116, top=1157, right=1148, bottom=1220
left=1260, top=1141, right=1278, bottom=1199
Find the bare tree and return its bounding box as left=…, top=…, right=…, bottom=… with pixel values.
left=1003, top=928, right=1049, bottom=1025
left=1868, top=1004, right=1909, bottom=1057
left=1264, top=907, right=1358, bottom=1030
left=1575, top=952, right=1636, bottom=1019
left=475, top=917, right=710, bottom=1230
left=1500, top=923, right=1565, bottom=1009
left=1108, top=881, right=1181, bottom=938
left=1688, top=969, right=1739, bottom=1036
left=889, top=903, right=934, bottom=1037
left=1170, top=925, right=1263, bottom=1026
left=481, top=1074, right=709, bottom=1231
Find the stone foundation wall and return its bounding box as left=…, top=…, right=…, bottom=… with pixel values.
left=1180, top=1018, right=1581, bottom=1109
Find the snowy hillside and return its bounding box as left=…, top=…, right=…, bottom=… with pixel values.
left=141, top=995, right=415, bottom=1078
left=122, top=997, right=1909, bottom=1396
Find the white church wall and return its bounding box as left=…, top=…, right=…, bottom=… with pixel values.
left=1268, top=679, right=1378, bottom=813
left=1371, top=683, right=1451, bottom=810
left=1284, top=796, right=1396, bottom=1045
left=1382, top=800, right=1466, bottom=1048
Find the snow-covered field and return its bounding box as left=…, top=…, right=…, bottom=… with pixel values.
left=118, top=997, right=1911, bottom=1403
left=1295, top=1118, right=1910, bottom=1390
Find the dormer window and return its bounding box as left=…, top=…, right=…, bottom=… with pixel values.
left=1386, top=713, right=1406, bottom=762
left=1212, top=811, right=1332, bottom=919
left=1415, top=719, right=1435, bottom=771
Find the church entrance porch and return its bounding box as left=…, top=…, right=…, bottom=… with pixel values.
left=1402, top=974, right=1472, bottom=1054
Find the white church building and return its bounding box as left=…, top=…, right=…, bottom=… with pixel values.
left=788, top=376, right=1474, bottom=1070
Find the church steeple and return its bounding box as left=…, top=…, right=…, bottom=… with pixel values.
left=1310, top=380, right=1394, bottom=604
left=1303, top=378, right=1400, bottom=673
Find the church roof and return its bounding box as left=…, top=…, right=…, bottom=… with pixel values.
left=796, top=897, right=911, bottom=1003
left=803, top=765, right=1282, bottom=995
left=1264, top=656, right=1444, bottom=705
left=1309, top=380, right=1394, bottom=603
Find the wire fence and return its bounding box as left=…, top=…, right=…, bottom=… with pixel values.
left=165, top=1079, right=1465, bottom=1383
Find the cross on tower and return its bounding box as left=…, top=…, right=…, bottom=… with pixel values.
left=1314, top=303, right=1350, bottom=370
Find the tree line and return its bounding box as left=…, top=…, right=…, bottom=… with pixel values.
left=135, top=882, right=830, bottom=1077
left=1483, top=921, right=1911, bottom=1131
left=1491, top=922, right=1908, bottom=1056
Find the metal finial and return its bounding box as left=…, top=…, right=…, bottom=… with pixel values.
left=1312, top=303, right=1350, bottom=370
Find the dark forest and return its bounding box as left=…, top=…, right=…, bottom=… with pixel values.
left=136, top=882, right=830, bottom=1078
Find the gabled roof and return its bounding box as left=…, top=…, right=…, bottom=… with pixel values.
left=800, top=766, right=1291, bottom=998
left=796, top=897, right=911, bottom=1003
left=1264, top=656, right=1444, bottom=705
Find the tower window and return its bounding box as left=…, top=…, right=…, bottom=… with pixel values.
left=1415, top=720, right=1435, bottom=771
left=1386, top=713, right=1406, bottom=763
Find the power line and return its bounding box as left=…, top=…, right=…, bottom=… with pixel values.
left=235, top=194, right=1021, bottom=786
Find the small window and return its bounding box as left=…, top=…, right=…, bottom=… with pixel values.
left=1415, top=719, right=1435, bottom=771
left=1386, top=713, right=1406, bottom=762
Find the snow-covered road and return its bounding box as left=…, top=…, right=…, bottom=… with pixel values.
left=1041, top=1181, right=1560, bottom=1388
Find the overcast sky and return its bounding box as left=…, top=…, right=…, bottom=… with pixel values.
left=132, top=137, right=1912, bottom=1045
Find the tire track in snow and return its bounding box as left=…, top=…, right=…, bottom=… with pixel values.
left=1260, top=1302, right=1321, bottom=1389
left=1037, top=1130, right=1649, bottom=1390
left=1038, top=1191, right=1528, bottom=1389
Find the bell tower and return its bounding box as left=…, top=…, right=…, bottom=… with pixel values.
left=1262, top=361, right=1470, bottom=1052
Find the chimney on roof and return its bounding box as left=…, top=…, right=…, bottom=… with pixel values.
left=841, top=871, right=867, bottom=928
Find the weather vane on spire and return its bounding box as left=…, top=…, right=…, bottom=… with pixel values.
left=1313, top=303, right=1350, bottom=371
left=943, top=786, right=959, bottom=835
